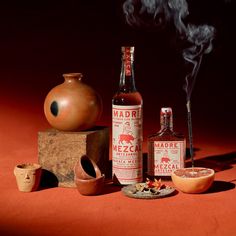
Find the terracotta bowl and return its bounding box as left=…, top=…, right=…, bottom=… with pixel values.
left=75, top=174, right=105, bottom=196
left=171, top=167, right=215, bottom=194
left=74, top=155, right=101, bottom=180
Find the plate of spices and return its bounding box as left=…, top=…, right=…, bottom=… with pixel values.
left=121, top=178, right=175, bottom=199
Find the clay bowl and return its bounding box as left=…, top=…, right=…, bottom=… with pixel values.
left=75, top=174, right=105, bottom=196
left=171, top=167, right=215, bottom=194
left=74, top=155, right=101, bottom=180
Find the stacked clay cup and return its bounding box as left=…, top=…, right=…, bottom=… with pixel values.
left=74, top=155, right=105, bottom=195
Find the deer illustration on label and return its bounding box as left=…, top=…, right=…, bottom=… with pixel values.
left=119, top=122, right=134, bottom=144
left=161, top=150, right=170, bottom=163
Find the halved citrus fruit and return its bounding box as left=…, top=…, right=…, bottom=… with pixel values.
left=171, top=167, right=215, bottom=193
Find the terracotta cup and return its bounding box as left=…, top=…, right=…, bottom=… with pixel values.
left=74, top=155, right=101, bottom=180
left=14, top=163, right=42, bottom=192
left=74, top=155, right=104, bottom=195
left=75, top=174, right=105, bottom=196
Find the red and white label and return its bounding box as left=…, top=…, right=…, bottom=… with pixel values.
left=148, top=141, right=185, bottom=176
left=112, top=105, right=143, bottom=185
left=124, top=48, right=131, bottom=76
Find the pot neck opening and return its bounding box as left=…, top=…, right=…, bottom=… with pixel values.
left=63, top=73, right=83, bottom=83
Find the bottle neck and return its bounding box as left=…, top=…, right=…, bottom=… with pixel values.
left=160, top=108, right=173, bottom=131
left=119, top=47, right=136, bottom=93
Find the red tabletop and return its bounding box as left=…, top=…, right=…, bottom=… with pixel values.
left=0, top=94, right=235, bottom=236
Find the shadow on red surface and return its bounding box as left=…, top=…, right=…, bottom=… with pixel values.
left=205, top=180, right=235, bottom=194
left=39, top=169, right=59, bottom=189
left=192, top=151, right=236, bottom=172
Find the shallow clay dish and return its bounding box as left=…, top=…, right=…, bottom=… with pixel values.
left=122, top=184, right=175, bottom=199
left=171, top=167, right=215, bottom=194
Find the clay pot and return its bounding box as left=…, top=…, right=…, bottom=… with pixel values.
left=74, top=155, right=101, bottom=180
left=44, top=73, right=103, bottom=131
left=75, top=174, right=105, bottom=196
left=171, top=167, right=215, bottom=194
left=14, top=163, right=42, bottom=192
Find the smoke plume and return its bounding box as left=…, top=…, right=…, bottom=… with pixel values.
left=123, top=0, right=215, bottom=101
left=123, top=0, right=216, bottom=166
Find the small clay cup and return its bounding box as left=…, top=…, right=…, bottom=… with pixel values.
left=75, top=174, right=105, bottom=196
left=14, top=163, right=42, bottom=192
left=74, top=155, right=101, bottom=179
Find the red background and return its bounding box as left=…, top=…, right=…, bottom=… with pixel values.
left=0, top=1, right=235, bottom=134
left=0, top=1, right=236, bottom=236
left=1, top=0, right=235, bottom=138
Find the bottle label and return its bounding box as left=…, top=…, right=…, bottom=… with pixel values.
left=124, top=48, right=131, bottom=76
left=112, top=105, right=143, bottom=185
left=148, top=141, right=185, bottom=176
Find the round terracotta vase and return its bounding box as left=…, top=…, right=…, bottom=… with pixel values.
left=44, top=73, right=103, bottom=131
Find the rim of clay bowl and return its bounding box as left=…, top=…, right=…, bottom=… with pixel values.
left=15, top=163, right=42, bottom=170
left=75, top=174, right=105, bottom=183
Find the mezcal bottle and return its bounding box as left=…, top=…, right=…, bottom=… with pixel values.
left=147, top=107, right=186, bottom=180
left=112, top=46, right=143, bottom=185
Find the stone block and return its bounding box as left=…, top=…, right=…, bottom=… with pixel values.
left=38, top=127, right=110, bottom=187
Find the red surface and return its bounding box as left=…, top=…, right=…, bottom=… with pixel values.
left=1, top=1, right=236, bottom=235
left=1, top=93, right=236, bottom=236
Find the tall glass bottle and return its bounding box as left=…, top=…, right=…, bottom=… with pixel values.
left=147, top=107, right=186, bottom=180
left=112, top=46, right=143, bottom=185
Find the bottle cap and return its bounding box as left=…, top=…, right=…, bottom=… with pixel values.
left=160, top=107, right=172, bottom=115
left=121, top=46, right=134, bottom=54
left=160, top=107, right=173, bottom=131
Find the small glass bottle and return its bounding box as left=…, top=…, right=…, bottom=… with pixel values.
left=147, top=107, right=186, bottom=180
left=112, top=46, right=143, bottom=185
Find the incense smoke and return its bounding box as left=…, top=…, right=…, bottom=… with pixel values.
left=123, top=0, right=216, bottom=166
left=123, top=0, right=215, bottom=101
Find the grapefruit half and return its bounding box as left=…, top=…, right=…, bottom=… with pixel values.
left=171, top=167, right=215, bottom=194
